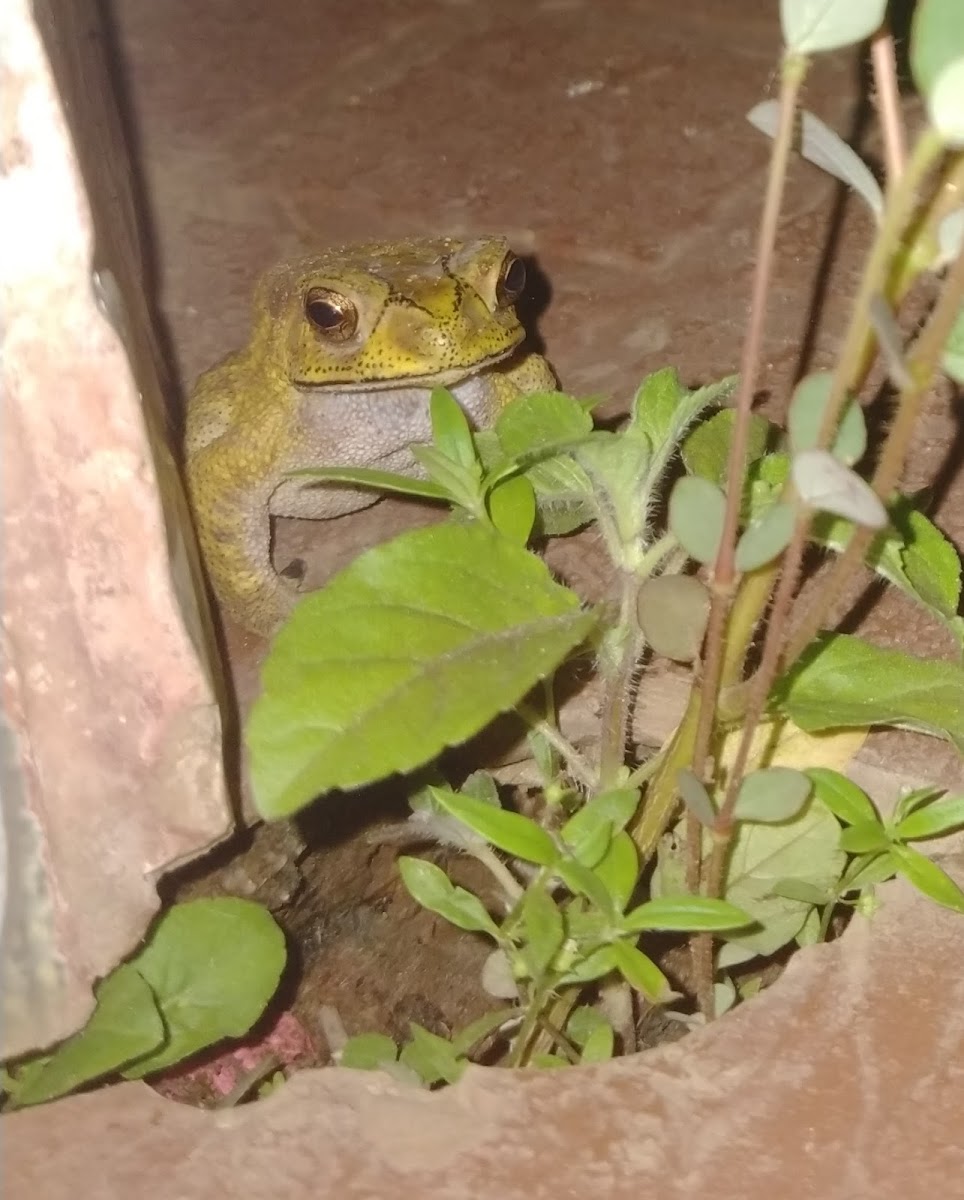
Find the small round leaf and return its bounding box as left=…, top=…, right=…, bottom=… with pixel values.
left=734, top=502, right=796, bottom=572
left=781, top=0, right=887, bottom=54
left=677, top=768, right=717, bottom=827
left=787, top=372, right=866, bottom=464
left=733, top=767, right=813, bottom=823
left=637, top=574, right=710, bottom=662
left=669, top=476, right=726, bottom=565
left=792, top=449, right=888, bottom=529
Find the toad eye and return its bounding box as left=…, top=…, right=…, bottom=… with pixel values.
left=495, top=253, right=527, bottom=308
left=305, top=288, right=358, bottom=341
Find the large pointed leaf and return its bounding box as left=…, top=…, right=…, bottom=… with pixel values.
left=248, top=523, right=595, bottom=817
left=775, top=634, right=964, bottom=753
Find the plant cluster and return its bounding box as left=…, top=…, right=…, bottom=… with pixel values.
left=5, top=0, right=964, bottom=1105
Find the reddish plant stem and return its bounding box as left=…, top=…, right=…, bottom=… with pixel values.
left=870, top=25, right=906, bottom=187
left=690, top=56, right=808, bottom=787
left=687, top=57, right=808, bottom=1018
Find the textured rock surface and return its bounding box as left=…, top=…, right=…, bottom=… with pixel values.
left=0, top=0, right=230, bottom=1057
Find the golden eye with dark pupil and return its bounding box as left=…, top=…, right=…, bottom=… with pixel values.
left=495, top=253, right=526, bottom=308
left=304, top=288, right=357, bottom=341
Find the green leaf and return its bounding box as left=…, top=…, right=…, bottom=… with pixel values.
left=792, top=449, right=887, bottom=528
left=715, top=798, right=845, bottom=958
left=677, top=769, right=717, bottom=827
left=521, top=885, right=566, bottom=978
left=430, top=787, right=558, bottom=865
left=775, top=633, right=964, bottom=753
left=748, top=102, right=884, bottom=221
left=732, top=767, right=813, bottom=823
left=669, top=476, right=726, bottom=565
left=459, top=770, right=501, bottom=806
left=574, top=432, right=653, bottom=553
left=580, top=1023, right=616, bottom=1064
left=248, top=523, right=595, bottom=816
left=530, top=1053, right=570, bottom=1069
left=566, top=1005, right=611, bottom=1048
left=121, top=899, right=286, bottom=1078
left=896, top=506, right=963, bottom=626
left=450, top=1008, right=518, bottom=1057
left=591, top=832, right=640, bottom=914
left=495, top=390, right=595, bottom=457
left=10, top=966, right=163, bottom=1107
left=622, top=896, right=752, bottom=933
left=410, top=444, right=483, bottom=512
left=787, top=372, right=866, bottom=464
left=557, top=944, right=619, bottom=985
left=486, top=473, right=536, bottom=544
left=608, top=940, right=671, bottom=1002
left=895, top=793, right=964, bottom=841
left=560, top=818, right=612, bottom=870
left=430, top=387, right=479, bottom=470
left=490, top=393, right=597, bottom=534
left=768, top=878, right=833, bottom=905
left=891, top=844, right=964, bottom=913
left=892, top=785, right=944, bottom=825
left=560, top=789, right=639, bottom=866
left=781, top=0, right=887, bottom=54
left=735, top=502, right=796, bottom=572
left=398, top=857, right=501, bottom=937
left=630, top=371, right=737, bottom=488
left=681, top=408, right=773, bottom=488
left=813, top=501, right=962, bottom=634
left=554, top=857, right=617, bottom=913
left=840, top=851, right=898, bottom=891
left=838, top=819, right=891, bottom=854
left=399, top=1024, right=465, bottom=1086
left=912, top=0, right=964, bottom=145
left=806, top=768, right=879, bottom=826
left=636, top=575, right=710, bottom=663
left=340, top=1033, right=399, bottom=1071
left=714, top=976, right=738, bottom=1016
left=526, top=728, right=560, bottom=787
left=288, top=464, right=451, bottom=503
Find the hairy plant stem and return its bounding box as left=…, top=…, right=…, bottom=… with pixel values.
left=472, top=844, right=525, bottom=906
left=527, top=988, right=581, bottom=1061
left=631, top=564, right=778, bottom=865
left=510, top=982, right=555, bottom=1067
left=691, top=133, right=956, bottom=1017
left=690, top=56, right=808, bottom=794
left=635, top=532, right=679, bottom=580
left=677, top=63, right=809, bottom=1019
left=517, top=703, right=595, bottom=791
left=598, top=573, right=642, bottom=790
